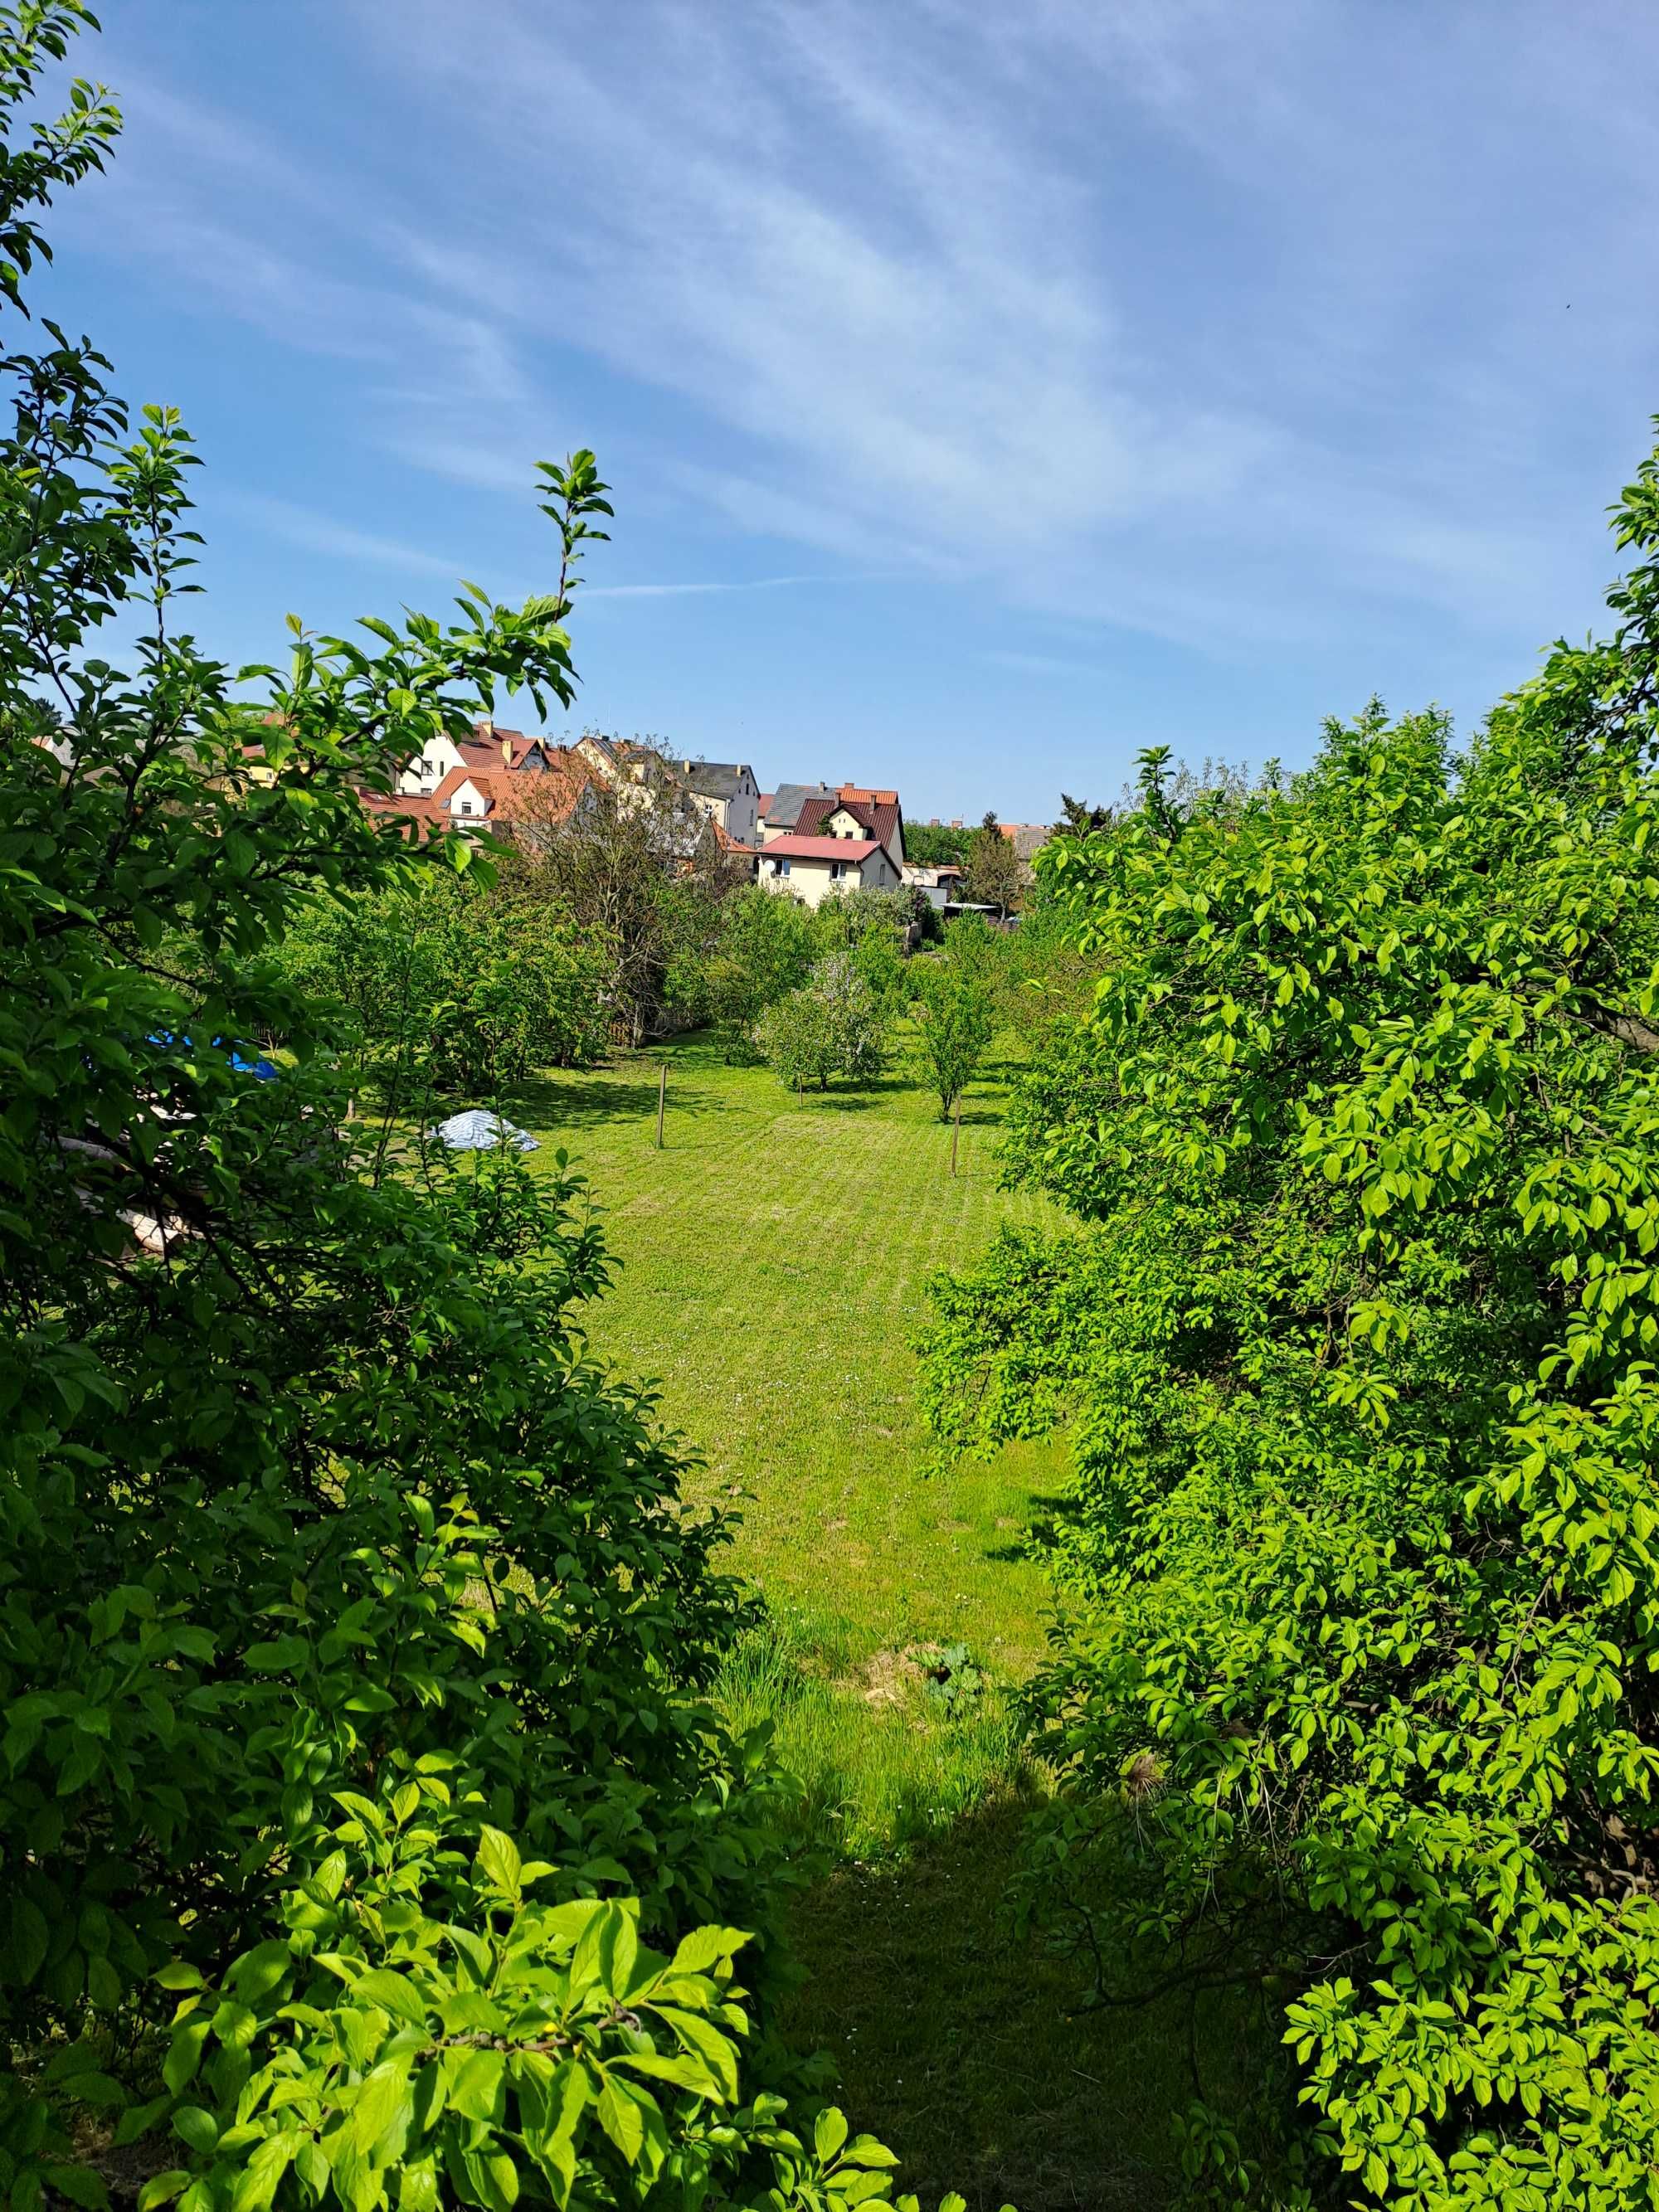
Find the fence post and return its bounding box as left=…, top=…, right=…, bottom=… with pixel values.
left=951, top=1094, right=961, bottom=1177
left=655, top=1061, right=667, bottom=1150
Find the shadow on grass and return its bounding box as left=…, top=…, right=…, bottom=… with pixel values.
left=984, top=1491, right=1070, bottom=1563
left=780, top=1796, right=1267, bottom=2212
left=513, top=1070, right=734, bottom=1141
left=511, top=1071, right=669, bottom=1128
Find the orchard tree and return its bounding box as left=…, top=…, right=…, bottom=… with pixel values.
left=277, top=868, right=613, bottom=1097
left=910, top=955, right=995, bottom=1121
left=703, top=882, right=814, bottom=1058
left=758, top=951, right=888, bottom=1092
left=962, top=809, right=1021, bottom=916
left=514, top=767, right=733, bottom=1045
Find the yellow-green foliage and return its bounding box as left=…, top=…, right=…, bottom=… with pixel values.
left=922, top=447, right=1659, bottom=2206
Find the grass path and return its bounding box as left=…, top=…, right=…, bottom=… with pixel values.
left=512, top=1036, right=1228, bottom=2211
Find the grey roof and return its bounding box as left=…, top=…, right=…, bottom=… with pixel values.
left=760, top=780, right=832, bottom=829
left=679, top=760, right=752, bottom=800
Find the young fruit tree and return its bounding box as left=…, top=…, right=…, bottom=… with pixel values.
left=757, top=951, right=888, bottom=1093
left=909, top=957, right=995, bottom=1121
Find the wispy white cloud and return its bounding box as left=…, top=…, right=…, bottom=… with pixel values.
left=586, top=574, right=876, bottom=600
left=221, top=493, right=460, bottom=578
left=980, top=649, right=1108, bottom=678
left=73, top=0, right=1659, bottom=668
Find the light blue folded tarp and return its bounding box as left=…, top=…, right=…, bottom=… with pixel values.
left=431, top=1110, right=538, bottom=1153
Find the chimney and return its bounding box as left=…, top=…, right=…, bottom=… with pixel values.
left=501, top=732, right=513, bottom=767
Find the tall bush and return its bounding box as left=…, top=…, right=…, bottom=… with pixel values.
left=278, top=869, right=612, bottom=1096
left=921, top=444, right=1659, bottom=2206
left=702, top=883, right=815, bottom=1059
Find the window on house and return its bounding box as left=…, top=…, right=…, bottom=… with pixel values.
left=779, top=858, right=791, bottom=876
left=460, top=800, right=473, bottom=815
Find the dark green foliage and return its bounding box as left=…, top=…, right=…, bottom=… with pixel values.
left=900, top=824, right=971, bottom=870
left=961, top=814, right=1020, bottom=917
left=0, top=15, right=973, bottom=2208
left=702, top=884, right=815, bottom=1058
left=922, top=446, right=1659, bottom=2205
left=276, top=868, right=613, bottom=1096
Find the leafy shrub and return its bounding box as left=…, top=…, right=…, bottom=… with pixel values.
left=277, top=871, right=612, bottom=1096
left=134, top=1801, right=969, bottom=2212
left=757, top=953, right=888, bottom=1094
left=921, top=442, right=1659, bottom=2204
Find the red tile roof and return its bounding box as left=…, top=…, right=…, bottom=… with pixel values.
left=434, top=763, right=589, bottom=824
left=361, top=790, right=445, bottom=830
left=761, top=834, right=888, bottom=862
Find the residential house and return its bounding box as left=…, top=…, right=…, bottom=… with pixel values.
left=572, top=737, right=758, bottom=846
left=758, top=783, right=834, bottom=842
left=757, top=780, right=906, bottom=907
left=757, top=834, right=901, bottom=907
left=999, top=821, right=1050, bottom=871
left=367, top=729, right=594, bottom=839
left=672, top=759, right=760, bottom=844
left=397, top=721, right=563, bottom=796
left=794, top=785, right=904, bottom=867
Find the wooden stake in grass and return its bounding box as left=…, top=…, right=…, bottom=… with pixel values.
left=655, top=1060, right=667, bottom=1150
left=951, top=1094, right=962, bottom=1177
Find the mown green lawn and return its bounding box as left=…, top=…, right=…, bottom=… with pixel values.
left=511, top=1033, right=1247, bottom=2212
left=519, top=1035, right=1059, bottom=1668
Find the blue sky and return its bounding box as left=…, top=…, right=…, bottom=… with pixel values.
left=36, top=0, right=1659, bottom=821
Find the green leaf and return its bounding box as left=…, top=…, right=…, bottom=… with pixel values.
left=354, top=1970, right=430, bottom=2028
left=9, top=1896, right=48, bottom=1984
left=667, top=1925, right=749, bottom=1978
left=596, top=2076, right=644, bottom=2165
left=163, top=2020, right=211, bottom=2095
left=842, top=2138, right=902, bottom=2170
left=351, top=2063, right=411, bottom=2156
left=42, top=2168, right=107, bottom=2211
left=815, top=2107, right=849, bottom=2165
left=137, top=2176, right=191, bottom=2212
left=475, top=1826, right=521, bottom=1896
left=171, top=2107, right=219, bottom=2155
left=447, top=2049, right=505, bottom=2125
left=229, top=1939, right=292, bottom=2003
